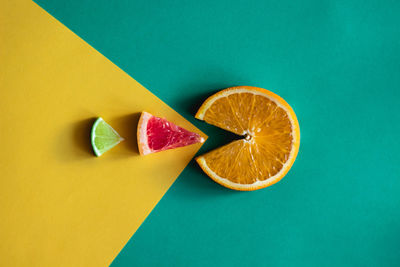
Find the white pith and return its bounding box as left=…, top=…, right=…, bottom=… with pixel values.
left=138, top=112, right=152, bottom=155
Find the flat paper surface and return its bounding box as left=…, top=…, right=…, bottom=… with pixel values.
left=8, top=0, right=400, bottom=266
left=0, top=1, right=205, bottom=266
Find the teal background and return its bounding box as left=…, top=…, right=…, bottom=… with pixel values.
left=35, top=0, right=400, bottom=266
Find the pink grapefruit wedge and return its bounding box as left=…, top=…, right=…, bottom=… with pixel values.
left=137, top=111, right=205, bottom=155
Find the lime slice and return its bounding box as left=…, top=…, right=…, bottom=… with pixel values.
left=91, top=117, right=124, bottom=156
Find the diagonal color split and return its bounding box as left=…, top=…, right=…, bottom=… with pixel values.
left=0, top=1, right=205, bottom=266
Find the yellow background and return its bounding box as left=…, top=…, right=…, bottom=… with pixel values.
left=0, top=1, right=205, bottom=266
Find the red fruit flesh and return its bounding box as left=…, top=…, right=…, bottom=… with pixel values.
left=147, top=116, right=203, bottom=152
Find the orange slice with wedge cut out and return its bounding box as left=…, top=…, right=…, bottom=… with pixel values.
left=195, top=86, right=300, bottom=191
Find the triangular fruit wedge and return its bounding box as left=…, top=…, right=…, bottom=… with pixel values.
left=91, top=117, right=124, bottom=157
left=137, top=111, right=204, bottom=155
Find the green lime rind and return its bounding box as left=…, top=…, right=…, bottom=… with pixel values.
left=91, top=117, right=124, bottom=157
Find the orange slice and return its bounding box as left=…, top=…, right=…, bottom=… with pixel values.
left=195, top=86, right=300, bottom=191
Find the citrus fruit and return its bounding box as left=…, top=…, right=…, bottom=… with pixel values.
left=91, top=117, right=124, bottom=157
left=195, top=86, right=300, bottom=191
left=137, top=111, right=204, bottom=155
